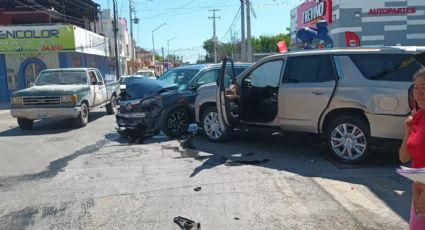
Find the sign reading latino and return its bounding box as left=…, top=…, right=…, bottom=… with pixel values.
left=297, top=0, right=333, bottom=28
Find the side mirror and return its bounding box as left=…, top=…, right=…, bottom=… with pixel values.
left=191, top=82, right=204, bottom=90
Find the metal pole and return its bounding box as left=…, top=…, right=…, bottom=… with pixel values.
left=129, top=0, right=134, bottom=74
left=152, top=23, right=166, bottom=56
left=240, top=0, right=245, bottom=62
left=246, top=0, right=252, bottom=63
left=112, top=0, right=120, bottom=79
left=167, top=37, right=177, bottom=61
left=209, top=9, right=220, bottom=63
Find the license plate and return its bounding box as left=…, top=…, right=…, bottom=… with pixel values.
left=117, top=112, right=145, bottom=118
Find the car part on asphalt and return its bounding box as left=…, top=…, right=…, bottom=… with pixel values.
left=173, top=216, right=201, bottom=230
left=194, top=187, right=201, bottom=192
left=225, top=152, right=270, bottom=165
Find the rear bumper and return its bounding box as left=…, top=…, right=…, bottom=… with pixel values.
left=11, top=107, right=81, bottom=120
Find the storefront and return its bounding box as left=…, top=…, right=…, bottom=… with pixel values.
left=290, top=0, right=425, bottom=49
left=0, top=25, right=113, bottom=103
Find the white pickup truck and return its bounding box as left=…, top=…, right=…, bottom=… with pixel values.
left=10, top=68, right=120, bottom=129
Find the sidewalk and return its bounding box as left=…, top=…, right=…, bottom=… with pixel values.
left=0, top=103, right=10, bottom=115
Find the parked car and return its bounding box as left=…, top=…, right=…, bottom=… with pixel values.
left=136, top=68, right=157, bottom=79
left=119, top=75, right=145, bottom=93
left=116, top=63, right=251, bottom=138
left=10, top=68, right=120, bottom=129
left=195, top=47, right=425, bottom=163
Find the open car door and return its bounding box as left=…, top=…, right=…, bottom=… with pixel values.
left=216, top=57, right=238, bottom=132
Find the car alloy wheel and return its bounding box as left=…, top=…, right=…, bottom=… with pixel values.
left=330, top=123, right=367, bottom=161
left=167, top=109, right=189, bottom=136
left=203, top=110, right=223, bottom=140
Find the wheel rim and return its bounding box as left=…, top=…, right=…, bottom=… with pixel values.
left=203, top=111, right=223, bottom=139
left=81, top=105, right=88, bottom=121
left=330, top=123, right=367, bottom=160
left=111, top=97, right=117, bottom=112
left=168, top=110, right=188, bottom=135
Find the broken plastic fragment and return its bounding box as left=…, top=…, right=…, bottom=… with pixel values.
left=174, top=216, right=201, bottom=230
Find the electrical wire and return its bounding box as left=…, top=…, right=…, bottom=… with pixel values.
left=220, top=6, right=241, bottom=42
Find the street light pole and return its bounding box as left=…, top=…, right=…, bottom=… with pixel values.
left=152, top=22, right=166, bottom=55
left=167, top=36, right=177, bottom=60
left=112, top=0, right=120, bottom=79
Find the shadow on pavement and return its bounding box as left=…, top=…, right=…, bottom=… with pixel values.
left=181, top=133, right=410, bottom=222
left=103, top=128, right=410, bottom=222
left=0, top=111, right=107, bottom=137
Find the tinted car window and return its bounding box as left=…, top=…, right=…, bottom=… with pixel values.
left=318, top=55, right=337, bottom=82
left=158, top=68, right=200, bottom=88
left=349, top=54, right=421, bottom=82
left=250, top=60, right=283, bottom=87
left=283, top=55, right=335, bottom=83
left=196, top=69, right=219, bottom=84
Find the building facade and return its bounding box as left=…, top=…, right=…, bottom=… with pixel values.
left=0, top=24, right=111, bottom=103
left=290, top=0, right=425, bottom=48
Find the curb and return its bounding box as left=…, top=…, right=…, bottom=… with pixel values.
left=0, top=110, right=10, bottom=115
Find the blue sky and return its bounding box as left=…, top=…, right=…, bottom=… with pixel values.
left=96, top=0, right=301, bottom=63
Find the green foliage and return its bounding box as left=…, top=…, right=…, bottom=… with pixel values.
left=202, top=28, right=291, bottom=61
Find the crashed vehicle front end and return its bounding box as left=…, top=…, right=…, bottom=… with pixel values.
left=115, top=77, right=173, bottom=137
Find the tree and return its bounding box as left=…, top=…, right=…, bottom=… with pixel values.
left=202, top=29, right=291, bottom=62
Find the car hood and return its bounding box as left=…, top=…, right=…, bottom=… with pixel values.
left=11, top=85, right=88, bottom=97
left=123, top=77, right=178, bottom=100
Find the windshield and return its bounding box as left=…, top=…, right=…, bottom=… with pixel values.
left=35, top=71, right=88, bottom=86
left=137, top=71, right=155, bottom=78
left=119, top=77, right=129, bottom=85
left=157, top=68, right=200, bottom=88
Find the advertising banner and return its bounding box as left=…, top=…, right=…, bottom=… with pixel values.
left=0, top=25, right=75, bottom=53
left=297, top=0, right=333, bottom=28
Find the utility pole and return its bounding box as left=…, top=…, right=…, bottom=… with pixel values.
left=129, top=0, right=134, bottom=73
left=161, top=47, right=165, bottom=70
left=112, top=0, right=120, bottom=79
left=246, top=0, right=252, bottom=63
left=209, top=9, right=220, bottom=63
left=240, top=0, right=245, bottom=62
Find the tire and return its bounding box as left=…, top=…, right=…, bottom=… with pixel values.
left=106, top=95, right=117, bottom=115
left=17, top=118, right=33, bottom=130
left=325, top=115, right=371, bottom=164
left=162, top=107, right=189, bottom=138
left=76, top=103, right=89, bottom=127
left=201, top=106, right=228, bottom=142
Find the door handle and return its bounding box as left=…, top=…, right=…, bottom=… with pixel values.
left=312, top=91, right=327, bottom=95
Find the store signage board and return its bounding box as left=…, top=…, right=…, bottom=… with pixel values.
left=0, top=25, right=75, bottom=53
left=297, top=0, right=333, bottom=28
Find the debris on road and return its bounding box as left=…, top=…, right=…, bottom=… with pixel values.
left=194, top=187, right=201, bottom=192
left=225, top=152, right=269, bottom=165
left=174, top=216, right=201, bottom=230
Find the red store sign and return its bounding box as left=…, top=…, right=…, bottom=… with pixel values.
left=297, top=0, right=333, bottom=28
left=368, top=7, right=416, bottom=15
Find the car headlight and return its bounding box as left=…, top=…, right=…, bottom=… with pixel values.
left=61, top=95, right=77, bottom=104
left=11, top=96, right=23, bottom=105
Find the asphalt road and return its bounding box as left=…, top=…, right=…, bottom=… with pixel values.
left=0, top=108, right=412, bottom=229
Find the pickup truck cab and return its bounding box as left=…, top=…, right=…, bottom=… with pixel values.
left=10, top=68, right=120, bottom=129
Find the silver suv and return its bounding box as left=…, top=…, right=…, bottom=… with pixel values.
left=195, top=47, right=425, bottom=163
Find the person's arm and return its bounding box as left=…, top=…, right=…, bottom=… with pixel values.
left=399, top=116, right=413, bottom=163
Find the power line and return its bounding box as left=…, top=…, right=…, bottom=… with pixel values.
left=221, top=6, right=241, bottom=42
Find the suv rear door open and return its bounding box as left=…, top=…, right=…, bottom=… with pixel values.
left=217, top=57, right=238, bottom=131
